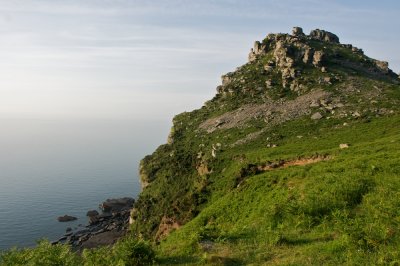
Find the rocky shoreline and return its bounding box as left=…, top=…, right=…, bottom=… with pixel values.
left=52, top=197, right=134, bottom=251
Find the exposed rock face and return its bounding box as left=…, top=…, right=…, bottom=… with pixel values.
left=139, top=159, right=150, bottom=189
left=292, top=26, right=304, bottom=36
left=313, top=51, right=325, bottom=67
left=221, top=73, right=233, bottom=86
left=309, top=29, right=340, bottom=43
left=374, top=60, right=389, bottom=74
left=248, top=41, right=266, bottom=62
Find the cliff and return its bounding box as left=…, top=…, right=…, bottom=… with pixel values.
left=130, top=27, right=400, bottom=264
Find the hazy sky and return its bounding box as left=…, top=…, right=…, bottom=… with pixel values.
left=1, top=0, right=399, bottom=120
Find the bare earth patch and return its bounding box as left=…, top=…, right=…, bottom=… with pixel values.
left=155, top=216, right=181, bottom=241
left=236, top=155, right=331, bottom=187
left=199, top=90, right=330, bottom=134
left=262, top=155, right=332, bottom=170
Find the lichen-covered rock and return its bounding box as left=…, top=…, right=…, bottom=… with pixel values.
left=221, top=73, right=233, bottom=86
left=311, top=112, right=323, bottom=120
left=313, top=51, right=325, bottom=67
left=374, top=60, right=389, bottom=74
left=309, top=29, right=340, bottom=43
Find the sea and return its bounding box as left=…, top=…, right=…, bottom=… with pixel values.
left=0, top=118, right=170, bottom=251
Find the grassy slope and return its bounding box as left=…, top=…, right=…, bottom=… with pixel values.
left=157, top=114, right=400, bottom=265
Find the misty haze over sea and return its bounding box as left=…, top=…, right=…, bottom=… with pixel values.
left=0, top=118, right=169, bottom=250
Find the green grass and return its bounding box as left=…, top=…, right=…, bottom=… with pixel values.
left=156, top=114, right=400, bottom=265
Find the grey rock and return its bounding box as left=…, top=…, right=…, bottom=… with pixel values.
left=374, top=60, right=389, bottom=74
left=89, top=216, right=99, bottom=225
left=309, top=29, right=340, bottom=43
left=99, top=197, right=134, bottom=212
left=86, top=210, right=99, bottom=217
left=292, top=27, right=304, bottom=36
left=313, top=51, right=325, bottom=67
left=57, top=215, right=77, bottom=222
left=221, top=74, right=233, bottom=86
left=311, top=112, right=323, bottom=120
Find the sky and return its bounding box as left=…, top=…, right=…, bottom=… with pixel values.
left=0, top=0, right=399, bottom=121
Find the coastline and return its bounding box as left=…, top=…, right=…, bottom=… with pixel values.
left=52, top=197, right=134, bottom=251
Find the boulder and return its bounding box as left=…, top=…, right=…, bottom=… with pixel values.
left=86, top=210, right=99, bottom=217
left=311, top=112, right=323, bottom=120
left=309, top=29, right=340, bottom=43
left=339, top=143, right=350, bottom=149
left=57, top=215, right=77, bottom=222
left=221, top=74, right=233, bottom=86
left=374, top=60, right=389, bottom=74
left=292, top=26, right=304, bottom=36
left=99, top=197, right=134, bottom=212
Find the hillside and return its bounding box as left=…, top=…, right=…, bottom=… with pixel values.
left=1, top=27, right=400, bottom=265
left=131, top=27, right=400, bottom=264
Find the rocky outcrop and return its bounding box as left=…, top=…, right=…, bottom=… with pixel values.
left=374, top=60, right=389, bottom=74
left=292, top=26, right=305, bottom=36
left=248, top=41, right=267, bottom=62
left=219, top=26, right=398, bottom=98
left=309, top=29, right=340, bottom=43
left=313, top=50, right=325, bottom=67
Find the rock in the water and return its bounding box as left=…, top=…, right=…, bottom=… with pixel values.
left=86, top=210, right=99, bottom=217
left=311, top=112, right=323, bottom=120
left=66, top=227, right=72, bottom=232
left=99, top=197, right=134, bottom=212
left=57, top=215, right=77, bottom=222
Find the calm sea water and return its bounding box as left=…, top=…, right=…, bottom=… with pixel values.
left=0, top=118, right=170, bottom=251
